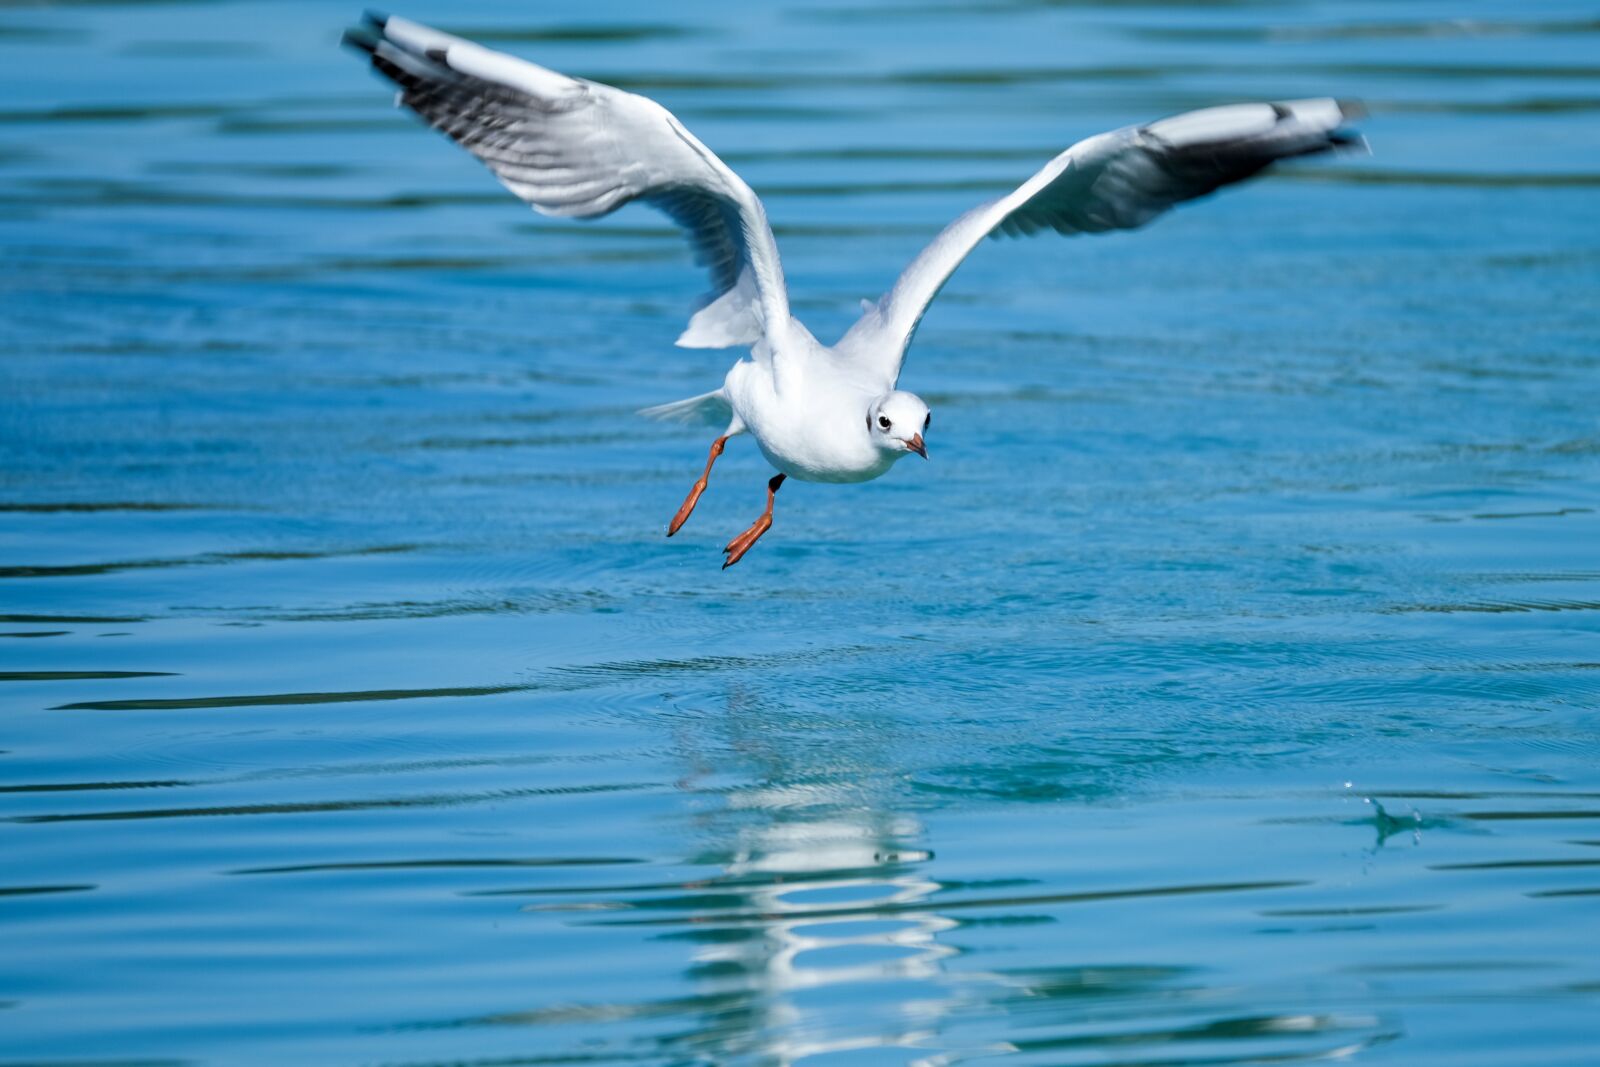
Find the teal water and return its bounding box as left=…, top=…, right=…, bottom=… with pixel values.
left=3, top=1, right=1599, bottom=1064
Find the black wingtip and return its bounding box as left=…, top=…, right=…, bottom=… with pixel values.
left=1333, top=131, right=1372, bottom=157
left=362, top=9, right=390, bottom=30
left=340, top=25, right=379, bottom=56
left=1330, top=100, right=1369, bottom=155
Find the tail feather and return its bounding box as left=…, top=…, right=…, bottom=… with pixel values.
left=638, top=390, right=733, bottom=428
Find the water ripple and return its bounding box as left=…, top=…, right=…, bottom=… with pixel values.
left=0, top=543, right=423, bottom=580
left=583, top=880, right=1310, bottom=927
left=10, top=781, right=660, bottom=824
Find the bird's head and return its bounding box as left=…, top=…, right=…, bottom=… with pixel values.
left=868, top=391, right=931, bottom=459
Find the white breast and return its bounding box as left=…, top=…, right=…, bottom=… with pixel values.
left=724, top=357, right=897, bottom=484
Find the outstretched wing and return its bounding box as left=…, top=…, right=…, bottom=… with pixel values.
left=839, top=99, right=1363, bottom=384
left=343, top=12, right=790, bottom=350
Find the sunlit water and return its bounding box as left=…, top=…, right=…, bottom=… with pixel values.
left=3, top=1, right=1599, bottom=1064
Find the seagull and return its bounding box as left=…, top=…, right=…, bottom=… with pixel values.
left=344, top=12, right=1363, bottom=568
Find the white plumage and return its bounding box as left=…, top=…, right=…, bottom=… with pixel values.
left=346, top=12, right=1363, bottom=566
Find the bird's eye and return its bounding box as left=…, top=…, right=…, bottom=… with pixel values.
left=924, top=414, right=931, bottom=430
left=878, top=415, right=892, bottom=430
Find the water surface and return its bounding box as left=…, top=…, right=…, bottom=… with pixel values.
left=3, top=1, right=1599, bottom=1064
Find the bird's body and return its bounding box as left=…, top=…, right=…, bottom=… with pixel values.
left=345, top=12, right=1363, bottom=565
left=718, top=332, right=901, bottom=485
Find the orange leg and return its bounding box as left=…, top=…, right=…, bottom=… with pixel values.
left=668, top=435, right=728, bottom=537
left=723, top=474, right=786, bottom=570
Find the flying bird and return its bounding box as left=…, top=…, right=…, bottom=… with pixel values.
left=344, top=13, right=1362, bottom=568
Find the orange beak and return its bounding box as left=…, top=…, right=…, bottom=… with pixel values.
left=906, top=433, right=928, bottom=459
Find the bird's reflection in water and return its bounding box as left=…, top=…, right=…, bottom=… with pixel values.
left=663, top=719, right=978, bottom=1067
left=631, top=679, right=1017, bottom=1065
left=685, top=804, right=959, bottom=1063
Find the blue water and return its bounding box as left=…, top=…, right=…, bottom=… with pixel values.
left=3, top=1, right=1599, bottom=1064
